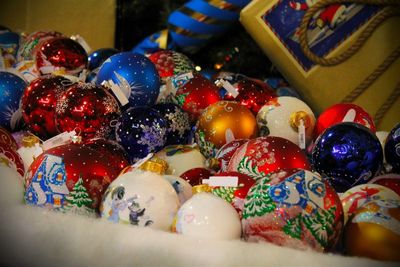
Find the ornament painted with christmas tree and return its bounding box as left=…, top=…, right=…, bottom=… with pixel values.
left=147, top=50, right=195, bottom=79
left=242, top=169, right=343, bottom=252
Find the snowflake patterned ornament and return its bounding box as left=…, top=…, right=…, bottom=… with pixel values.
left=242, top=169, right=344, bottom=252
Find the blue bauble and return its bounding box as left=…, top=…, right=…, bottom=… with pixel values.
left=385, top=123, right=400, bottom=174
left=153, top=103, right=191, bottom=146
left=115, top=106, right=167, bottom=163
left=312, top=122, right=383, bottom=193
left=96, top=52, right=160, bottom=108
left=0, top=71, right=27, bottom=132
left=87, top=48, right=118, bottom=71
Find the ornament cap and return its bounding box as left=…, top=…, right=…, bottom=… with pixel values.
left=290, top=111, right=311, bottom=131
left=139, top=157, right=168, bottom=175
left=22, top=135, right=40, bottom=147
left=192, top=184, right=211, bottom=194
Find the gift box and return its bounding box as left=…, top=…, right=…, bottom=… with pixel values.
left=240, top=0, right=400, bottom=130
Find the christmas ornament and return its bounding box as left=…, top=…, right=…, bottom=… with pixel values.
left=0, top=31, right=20, bottom=68
left=96, top=52, right=160, bottom=107
left=24, top=138, right=129, bottom=214
left=344, top=199, right=400, bottom=261
left=341, top=184, right=400, bottom=224
left=242, top=169, right=343, bottom=252
left=195, top=101, right=258, bottom=158
left=208, top=139, right=248, bottom=172
left=0, top=71, right=27, bottom=132
left=154, top=145, right=206, bottom=176
left=152, top=103, right=191, bottom=146
left=17, top=30, right=62, bottom=61
left=222, top=78, right=276, bottom=114
left=14, top=60, right=40, bottom=82
left=55, top=83, right=121, bottom=140
left=0, top=158, right=24, bottom=205
left=164, top=174, right=193, bottom=205
left=370, top=174, right=400, bottom=196
left=35, top=37, right=88, bottom=75
left=148, top=50, right=195, bottom=78
left=175, top=72, right=221, bottom=121
left=210, top=172, right=255, bottom=217
left=100, top=158, right=179, bottom=231
left=315, top=103, right=375, bottom=138
left=22, top=75, right=73, bottom=139
left=16, top=134, right=43, bottom=171
left=115, top=107, right=167, bottom=163
left=227, top=136, right=310, bottom=180
left=173, top=185, right=242, bottom=240
left=0, top=126, right=18, bottom=150
left=385, top=123, right=400, bottom=173
left=87, top=48, right=118, bottom=71
left=180, top=167, right=212, bottom=187
left=0, top=142, right=25, bottom=176
left=312, top=122, right=383, bottom=193
left=256, top=96, right=315, bottom=147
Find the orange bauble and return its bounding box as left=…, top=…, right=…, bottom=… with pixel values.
left=195, top=101, right=258, bottom=158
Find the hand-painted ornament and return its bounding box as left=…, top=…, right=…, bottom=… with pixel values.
left=152, top=103, right=191, bottom=146
left=22, top=75, right=73, bottom=139
left=315, top=103, right=375, bottom=138
left=180, top=167, right=212, bottom=186
left=16, top=134, right=43, bottom=171
left=115, top=107, right=167, bottom=163
left=208, top=139, right=248, bottom=172
left=100, top=159, right=179, bottom=231
left=0, top=31, right=20, bottom=68
left=0, top=71, right=27, bottom=132
left=173, top=186, right=242, bottom=240
left=242, top=169, right=343, bottom=252
left=370, top=174, right=400, bottom=196
left=384, top=123, right=400, bottom=174
left=341, top=184, right=400, bottom=224
left=24, top=138, right=129, bottom=214
left=174, top=73, right=221, bottom=121
left=17, top=30, right=62, bottom=61
left=312, top=122, right=383, bottom=193
left=227, top=136, right=311, bottom=180
left=0, top=142, right=25, bottom=176
left=55, top=83, right=121, bottom=140
left=154, top=145, right=206, bottom=176
left=96, top=52, right=160, bottom=107
left=0, top=126, right=18, bottom=150
left=210, top=172, right=255, bottom=217
left=344, top=199, right=400, bottom=261
left=257, top=96, right=315, bottom=147
left=87, top=48, right=118, bottom=71
left=195, top=101, right=258, bottom=158
left=147, top=50, right=194, bottom=78
left=164, top=174, right=192, bottom=205
left=223, top=78, right=276, bottom=114
left=35, top=37, right=88, bottom=75
left=14, top=60, right=40, bottom=82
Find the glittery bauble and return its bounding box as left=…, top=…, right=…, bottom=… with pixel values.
left=195, top=101, right=258, bottom=158
left=344, top=199, right=400, bottom=261
left=370, top=174, right=400, bottom=196
left=147, top=50, right=195, bottom=78
left=212, top=139, right=248, bottom=172
left=242, top=169, right=343, bottom=252
left=0, top=71, right=27, bottom=132
left=152, top=103, right=191, bottom=146
left=174, top=192, right=242, bottom=240
left=22, top=76, right=73, bottom=139
left=341, top=184, right=400, bottom=224
left=100, top=169, right=179, bottom=231
left=0, top=142, right=25, bottom=176
left=115, top=107, right=167, bottom=163
left=211, top=172, right=255, bottom=217
left=227, top=136, right=311, bottom=180
left=0, top=126, right=18, bottom=150
left=312, top=122, right=383, bottom=193
left=96, top=52, right=160, bottom=107
left=87, top=48, right=118, bottom=71
left=35, top=37, right=87, bottom=75
left=175, top=73, right=221, bottom=121
left=17, top=31, right=62, bottom=61
left=385, top=123, right=400, bottom=173
left=55, top=83, right=121, bottom=140
left=24, top=139, right=129, bottom=214
left=180, top=167, right=212, bottom=186
left=315, top=103, right=375, bottom=138
left=223, top=78, right=276, bottom=114
left=257, top=96, right=316, bottom=147
left=154, top=145, right=206, bottom=176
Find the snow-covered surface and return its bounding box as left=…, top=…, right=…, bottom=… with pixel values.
left=0, top=165, right=397, bottom=267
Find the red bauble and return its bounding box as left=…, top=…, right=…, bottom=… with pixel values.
left=148, top=50, right=195, bottom=78
left=18, top=31, right=63, bottom=61
left=223, top=78, right=276, bottom=114
left=36, top=37, right=87, bottom=75
left=0, top=142, right=24, bottom=176
left=211, top=139, right=248, bottom=172
left=0, top=126, right=18, bottom=150
left=55, top=83, right=121, bottom=140
left=180, top=167, right=212, bottom=186
left=315, top=103, right=375, bottom=138
left=227, top=136, right=310, bottom=180
left=370, top=174, right=400, bottom=196
left=22, top=76, right=74, bottom=139
left=175, top=73, right=222, bottom=121
left=24, top=139, right=129, bottom=212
